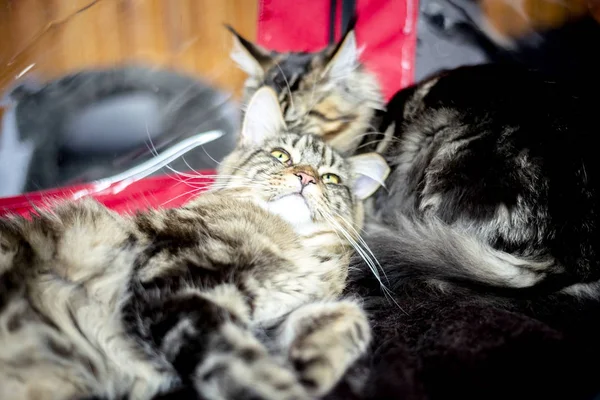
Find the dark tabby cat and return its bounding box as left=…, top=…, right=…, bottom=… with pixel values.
left=227, top=25, right=384, bottom=154
left=0, top=87, right=390, bottom=400
left=361, top=63, right=600, bottom=295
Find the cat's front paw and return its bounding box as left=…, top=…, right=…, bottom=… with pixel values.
left=286, top=301, right=371, bottom=396
left=193, top=352, right=310, bottom=400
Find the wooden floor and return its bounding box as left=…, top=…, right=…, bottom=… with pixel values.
left=0, top=0, right=258, bottom=97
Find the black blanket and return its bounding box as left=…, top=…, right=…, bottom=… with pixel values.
left=327, top=273, right=600, bottom=400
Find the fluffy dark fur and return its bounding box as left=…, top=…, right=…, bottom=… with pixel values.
left=328, top=280, right=600, bottom=400
left=360, top=64, right=600, bottom=294
left=329, top=64, right=600, bottom=399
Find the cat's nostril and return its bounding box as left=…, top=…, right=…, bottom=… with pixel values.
left=295, top=172, right=316, bottom=186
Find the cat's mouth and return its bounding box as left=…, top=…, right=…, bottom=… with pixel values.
left=272, top=192, right=309, bottom=207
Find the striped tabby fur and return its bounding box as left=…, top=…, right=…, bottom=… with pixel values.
left=227, top=25, right=383, bottom=155
left=0, top=87, right=389, bottom=400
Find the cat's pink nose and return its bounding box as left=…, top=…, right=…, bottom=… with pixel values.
left=295, top=171, right=316, bottom=186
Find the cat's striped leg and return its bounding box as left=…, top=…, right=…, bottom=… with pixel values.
left=126, top=284, right=308, bottom=400
left=277, top=300, right=372, bottom=397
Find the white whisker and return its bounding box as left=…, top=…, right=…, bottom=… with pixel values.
left=329, top=210, right=388, bottom=276
left=160, top=188, right=203, bottom=206
left=201, top=146, right=255, bottom=176
left=318, top=207, right=406, bottom=314
left=324, top=216, right=382, bottom=286
left=275, top=62, right=296, bottom=114
left=303, top=73, right=322, bottom=120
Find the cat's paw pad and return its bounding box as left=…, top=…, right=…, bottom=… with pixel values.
left=290, top=345, right=337, bottom=395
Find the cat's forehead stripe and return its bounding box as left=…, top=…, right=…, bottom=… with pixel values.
left=310, top=135, right=320, bottom=155
left=320, top=141, right=328, bottom=164
left=237, top=149, right=263, bottom=174
left=282, top=133, right=341, bottom=168
left=329, top=148, right=342, bottom=169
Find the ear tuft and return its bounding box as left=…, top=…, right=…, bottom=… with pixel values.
left=324, top=30, right=361, bottom=79
left=226, top=25, right=271, bottom=77
left=240, top=87, right=286, bottom=146
left=348, top=153, right=390, bottom=200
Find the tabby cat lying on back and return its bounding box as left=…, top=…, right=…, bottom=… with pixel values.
left=0, top=87, right=389, bottom=400
left=227, top=25, right=383, bottom=154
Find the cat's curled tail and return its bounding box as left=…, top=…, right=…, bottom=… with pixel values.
left=358, top=213, right=563, bottom=291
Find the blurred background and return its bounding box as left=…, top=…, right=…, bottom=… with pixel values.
left=0, top=0, right=258, bottom=199
left=0, top=0, right=257, bottom=97
left=0, top=0, right=598, bottom=207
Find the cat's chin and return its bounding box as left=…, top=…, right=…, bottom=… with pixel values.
left=266, top=194, right=313, bottom=230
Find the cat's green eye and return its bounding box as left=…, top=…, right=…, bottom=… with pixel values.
left=322, top=173, right=341, bottom=184
left=270, top=149, right=292, bottom=165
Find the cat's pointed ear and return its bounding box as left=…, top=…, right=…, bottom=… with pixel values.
left=240, top=87, right=287, bottom=146
left=226, top=25, right=272, bottom=77
left=323, top=29, right=361, bottom=79
left=348, top=153, right=390, bottom=200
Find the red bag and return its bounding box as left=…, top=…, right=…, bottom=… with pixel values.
left=257, top=0, right=418, bottom=101
left=0, top=174, right=215, bottom=217
left=0, top=0, right=417, bottom=216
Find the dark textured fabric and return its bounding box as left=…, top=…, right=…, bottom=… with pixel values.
left=328, top=275, right=600, bottom=400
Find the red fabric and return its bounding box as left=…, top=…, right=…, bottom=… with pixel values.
left=0, top=173, right=215, bottom=217
left=257, top=0, right=419, bottom=101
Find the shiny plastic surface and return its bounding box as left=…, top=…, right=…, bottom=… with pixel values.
left=0, top=171, right=215, bottom=217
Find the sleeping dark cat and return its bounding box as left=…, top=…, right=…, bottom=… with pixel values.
left=360, top=63, right=600, bottom=294
left=334, top=64, right=600, bottom=400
